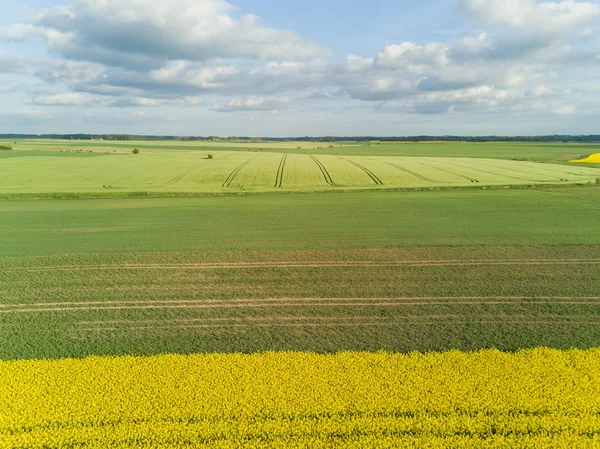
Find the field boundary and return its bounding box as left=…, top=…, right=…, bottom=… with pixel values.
left=1, top=180, right=598, bottom=201
left=339, top=157, right=383, bottom=185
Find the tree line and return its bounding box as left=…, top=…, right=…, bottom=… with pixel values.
left=2, top=134, right=600, bottom=142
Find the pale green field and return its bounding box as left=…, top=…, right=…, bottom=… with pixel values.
left=1, top=145, right=600, bottom=194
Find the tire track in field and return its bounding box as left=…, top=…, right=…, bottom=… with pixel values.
left=6, top=258, right=600, bottom=272
left=165, top=164, right=204, bottom=186
left=309, top=155, right=335, bottom=185
left=443, top=160, right=558, bottom=183
left=338, top=157, right=383, bottom=185
left=416, top=162, right=480, bottom=183
left=3, top=296, right=599, bottom=314
left=221, top=157, right=256, bottom=188
left=274, top=154, right=288, bottom=188
left=78, top=320, right=600, bottom=332
left=369, top=158, right=446, bottom=183
left=523, top=162, right=600, bottom=178
left=77, top=314, right=600, bottom=332
left=479, top=162, right=567, bottom=182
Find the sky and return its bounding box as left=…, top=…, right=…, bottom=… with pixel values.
left=1, top=0, right=599, bottom=136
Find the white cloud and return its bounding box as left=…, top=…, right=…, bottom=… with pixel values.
left=2, top=0, right=328, bottom=68
left=210, top=96, right=290, bottom=112
left=553, top=105, right=576, bottom=115
left=462, top=0, right=600, bottom=32
left=0, top=53, right=29, bottom=74
left=1, top=0, right=598, bottom=126
left=30, top=92, right=90, bottom=106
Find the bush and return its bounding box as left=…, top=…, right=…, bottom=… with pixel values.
left=207, top=154, right=214, bottom=159
left=132, top=148, right=140, bottom=154
left=0, top=145, right=13, bottom=151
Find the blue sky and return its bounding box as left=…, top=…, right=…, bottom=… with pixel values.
left=1, top=0, right=599, bottom=136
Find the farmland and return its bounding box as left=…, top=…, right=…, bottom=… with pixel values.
left=2, top=187, right=600, bottom=359
left=2, top=139, right=600, bottom=447
left=2, top=349, right=600, bottom=448
left=1, top=140, right=599, bottom=194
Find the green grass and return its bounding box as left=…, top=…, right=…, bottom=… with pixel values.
left=2, top=142, right=599, bottom=194
left=1, top=188, right=600, bottom=359
left=1, top=245, right=599, bottom=359
left=8, top=138, right=600, bottom=161
left=2, top=188, right=600, bottom=257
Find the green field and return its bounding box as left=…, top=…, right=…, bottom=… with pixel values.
left=7, top=138, right=600, bottom=160
left=2, top=187, right=600, bottom=359
left=2, top=140, right=599, bottom=194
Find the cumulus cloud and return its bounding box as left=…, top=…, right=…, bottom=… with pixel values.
left=0, top=53, right=28, bottom=74
left=553, top=105, right=576, bottom=115
left=210, top=96, right=290, bottom=112
left=29, top=92, right=91, bottom=106
left=459, top=0, right=600, bottom=62
left=1, top=0, right=328, bottom=68
left=461, top=0, right=600, bottom=33
left=1, top=0, right=598, bottom=122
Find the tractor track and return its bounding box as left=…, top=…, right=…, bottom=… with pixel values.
left=165, top=165, right=202, bottom=186
left=481, top=162, right=567, bottom=182
left=339, top=157, right=383, bottom=185
left=417, top=162, right=480, bottom=183
left=443, top=160, right=555, bottom=183
left=309, top=155, right=335, bottom=185
left=4, top=258, right=600, bottom=272
left=2, top=296, right=600, bottom=314
left=517, top=161, right=595, bottom=178
left=221, top=157, right=255, bottom=188
left=274, top=154, right=288, bottom=188
left=370, top=158, right=445, bottom=183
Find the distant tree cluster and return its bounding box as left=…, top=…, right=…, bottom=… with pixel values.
left=0, top=144, right=13, bottom=150
left=1, top=134, right=600, bottom=143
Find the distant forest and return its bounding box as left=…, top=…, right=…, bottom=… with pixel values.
left=1, top=134, right=600, bottom=143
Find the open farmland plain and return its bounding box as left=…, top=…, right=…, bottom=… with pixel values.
left=2, top=140, right=600, bottom=447
left=1, top=140, right=599, bottom=195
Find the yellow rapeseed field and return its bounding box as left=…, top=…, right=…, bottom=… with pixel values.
left=570, top=153, right=600, bottom=163
left=1, top=349, right=600, bottom=448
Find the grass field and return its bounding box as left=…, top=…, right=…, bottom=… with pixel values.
left=2, top=349, right=599, bottom=448
left=2, top=140, right=599, bottom=194
left=7, top=138, right=600, bottom=160
left=2, top=188, right=600, bottom=359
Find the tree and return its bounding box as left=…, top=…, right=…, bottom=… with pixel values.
left=132, top=148, right=140, bottom=154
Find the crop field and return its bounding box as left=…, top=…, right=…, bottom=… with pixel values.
left=2, top=139, right=600, bottom=447
left=1, top=140, right=600, bottom=194
left=7, top=138, right=600, bottom=160
left=2, top=349, right=600, bottom=448
left=2, top=188, right=600, bottom=359
left=571, top=153, right=600, bottom=164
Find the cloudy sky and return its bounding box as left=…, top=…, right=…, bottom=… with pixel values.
left=1, top=0, right=599, bottom=136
